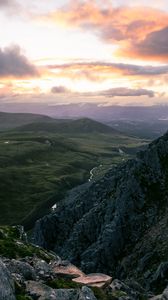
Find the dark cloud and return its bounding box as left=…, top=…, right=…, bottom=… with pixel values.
left=0, top=0, right=28, bottom=17
left=0, top=46, right=38, bottom=78
left=98, top=88, right=155, bottom=98
left=51, top=86, right=70, bottom=93
left=0, top=0, right=14, bottom=6
left=0, top=0, right=20, bottom=12
left=48, top=61, right=168, bottom=76
left=133, top=26, right=168, bottom=58
left=51, top=86, right=155, bottom=98
left=113, top=63, right=168, bottom=76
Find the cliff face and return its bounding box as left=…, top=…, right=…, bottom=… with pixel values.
left=34, top=132, right=168, bottom=291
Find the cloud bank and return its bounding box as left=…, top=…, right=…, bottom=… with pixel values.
left=50, top=85, right=155, bottom=98
left=0, top=46, right=38, bottom=78
left=43, top=0, right=168, bottom=61
left=98, top=88, right=155, bottom=98
left=128, top=26, right=168, bottom=61
left=48, top=61, right=168, bottom=77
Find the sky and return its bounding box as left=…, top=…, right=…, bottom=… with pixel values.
left=0, top=0, right=168, bottom=106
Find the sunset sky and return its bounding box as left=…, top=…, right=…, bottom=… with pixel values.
left=1, top=0, right=168, bottom=106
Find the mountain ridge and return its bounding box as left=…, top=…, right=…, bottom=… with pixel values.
left=0, top=111, right=52, bottom=131
left=34, top=130, right=168, bottom=293
left=15, top=117, right=120, bottom=135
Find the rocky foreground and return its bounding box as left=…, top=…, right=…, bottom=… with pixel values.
left=33, top=131, right=168, bottom=298
left=1, top=225, right=168, bottom=299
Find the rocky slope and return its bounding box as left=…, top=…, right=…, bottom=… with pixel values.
left=0, top=225, right=154, bottom=300
left=34, top=131, right=168, bottom=295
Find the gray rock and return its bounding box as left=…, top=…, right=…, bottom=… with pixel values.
left=150, top=262, right=168, bottom=293
left=6, top=259, right=36, bottom=280
left=78, top=286, right=97, bottom=300
left=150, top=286, right=168, bottom=299
left=149, top=296, right=162, bottom=300
left=33, top=258, right=51, bottom=279
left=26, top=280, right=98, bottom=300
left=152, top=262, right=168, bottom=282
left=162, top=286, right=168, bottom=299
left=0, top=259, right=16, bottom=300
left=109, top=279, right=141, bottom=300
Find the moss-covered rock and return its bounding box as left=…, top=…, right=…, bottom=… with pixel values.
left=46, top=277, right=82, bottom=289
left=0, top=226, right=55, bottom=262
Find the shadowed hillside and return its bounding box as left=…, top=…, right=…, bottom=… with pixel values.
left=16, top=118, right=120, bottom=134
left=0, top=116, right=147, bottom=229
left=0, top=111, right=54, bottom=131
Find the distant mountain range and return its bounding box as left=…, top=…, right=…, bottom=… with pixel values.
left=1, top=103, right=168, bottom=122
left=0, top=109, right=167, bottom=139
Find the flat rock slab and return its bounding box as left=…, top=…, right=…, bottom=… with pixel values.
left=52, top=263, right=84, bottom=278
left=72, top=273, right=112, bottom=288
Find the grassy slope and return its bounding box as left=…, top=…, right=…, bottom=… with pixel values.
left=16, top=117, right=119, bottom=134
left=0, top=119, right=148, bottom=229
left=0, top=111, right=53, bottom=131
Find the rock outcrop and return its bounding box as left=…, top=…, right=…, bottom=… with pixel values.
left=72, top=273, right=112, bottom=288
left=0, top=259, right=16, bottom=300
left=0, top=223, right=166, bottom=299
left=34, top=131, right=168, bottom=293
left=0, top=226, right=112, bottom=299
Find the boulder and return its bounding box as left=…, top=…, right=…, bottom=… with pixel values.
left=0, top=259, right=16, bottom=300
left=109, top=279, right=150, bottom=300
left=78, top=286, right=97, bottom=300
left=5, top=259, right=36, bottom=281
left=25, top=280, right=97, bottom=300
left=25, top=280, right=78, bottom=300
left=33, top=258, right=51, bottom=279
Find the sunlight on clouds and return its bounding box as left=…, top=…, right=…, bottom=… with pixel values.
left=0, top=0, right=168, bottom=104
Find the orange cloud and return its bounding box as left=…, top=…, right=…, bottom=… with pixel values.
left=46, top=61, right=168, bottom=83
left=118, top=26, right=168, bottom=62
left=41, top=0, right=168, bottom=61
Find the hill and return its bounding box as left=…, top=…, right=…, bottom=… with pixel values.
left=0, top=122, right=146, bottom=229
left=16, top=118, right=119, bottom=134
left=34, top=130, right=168, bottom=295
left=0, top=111, right=53, bottom=131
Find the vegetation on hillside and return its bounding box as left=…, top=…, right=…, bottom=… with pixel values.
left=0, top=115, right=148, bottom=228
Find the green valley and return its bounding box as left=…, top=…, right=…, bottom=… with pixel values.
left=0, top=114, right=148, bottom=229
